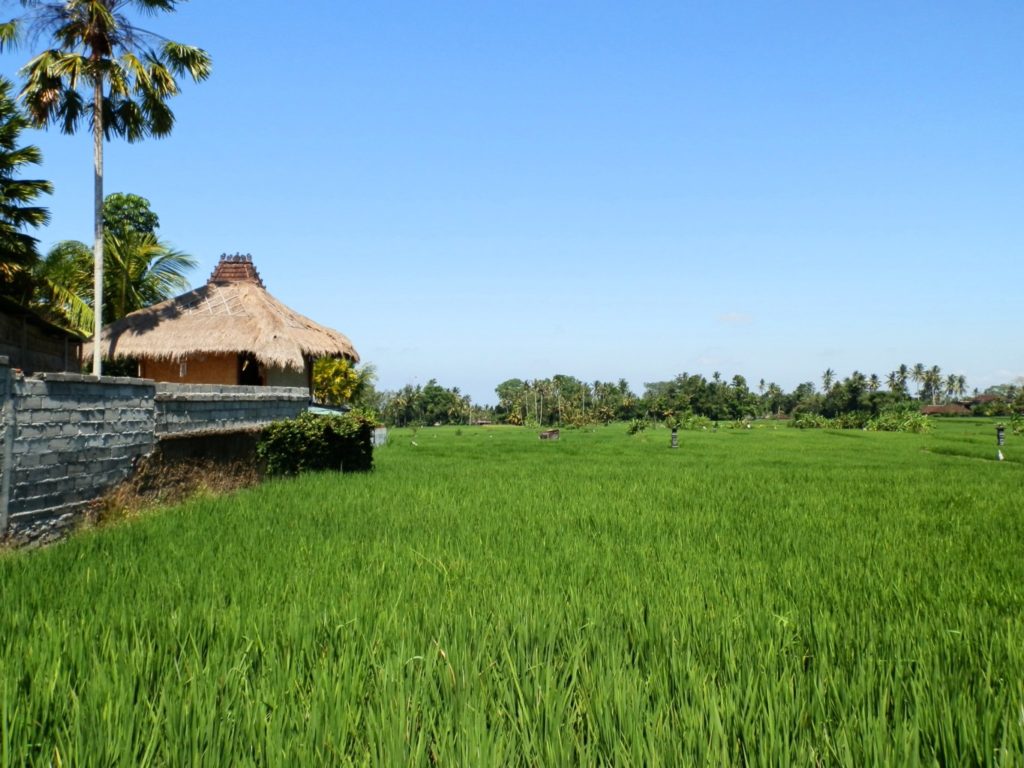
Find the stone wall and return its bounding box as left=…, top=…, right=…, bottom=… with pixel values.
left=155, top=383, right=308, bottom=436
left=0, top=360, right=309, bottom=547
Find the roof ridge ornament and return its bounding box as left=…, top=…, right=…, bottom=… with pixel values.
left=209, top=253, right=265, bottom=287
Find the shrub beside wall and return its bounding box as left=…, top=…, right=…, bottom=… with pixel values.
left=257, top=412, right=375, bottom=476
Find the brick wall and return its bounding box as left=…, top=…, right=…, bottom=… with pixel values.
left=155, top=383, right=308, bottom=436
left=0, top=359, right=309, bottom=547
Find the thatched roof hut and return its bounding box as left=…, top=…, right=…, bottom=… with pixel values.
left=90, top=254, right=358, bottom=389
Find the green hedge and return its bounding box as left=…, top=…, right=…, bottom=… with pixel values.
left=257, top=412, right=375, bottom=476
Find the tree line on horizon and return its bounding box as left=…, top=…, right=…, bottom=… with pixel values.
left=332, top=366, right=1023, bottom=429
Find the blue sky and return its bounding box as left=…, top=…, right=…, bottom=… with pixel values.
left=2, top=1, right=1022, bottom=403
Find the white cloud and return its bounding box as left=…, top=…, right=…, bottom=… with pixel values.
left=718, top=312, right=753, bottom=326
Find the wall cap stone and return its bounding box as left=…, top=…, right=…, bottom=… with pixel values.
left=154, top=383, right=309, bottom=401
left=157, top=425, right=266, bottom=441
left=35, top=372, right=156, bottom=387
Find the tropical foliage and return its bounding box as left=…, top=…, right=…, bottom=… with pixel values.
left=28, top=238, right=92, bottom=330
left=380, top=379, right=472, bottom=427
left=257, top=411, right=375, bottom=476
left=27, top=194, right=194, bottom=334
left=102, top=229, right=193, bottom=320
left=0, top=75, right=50, bottom=295
left=312, top=358, right=376, bottom=408
left=7, top=0, right=211, bottom=371
left=367, top=362, right=1004, bottom=429
left=495, top=376, right=637, bottom=426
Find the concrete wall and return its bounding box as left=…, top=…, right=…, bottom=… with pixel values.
left=155, top=383, right=308, bottom=436
left=0, top=359, right=309, bottom=547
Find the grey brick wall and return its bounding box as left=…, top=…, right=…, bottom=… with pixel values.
left=0, top=363, right=309, bottom=547
left=154, top=383, right=308, bottom=436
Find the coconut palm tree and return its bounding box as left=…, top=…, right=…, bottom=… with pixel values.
left=766, top=382, right=783, bottom=415
left=822, top=368, right=836, bottom=393
left=30, top=230, right=194, bottom=334
left=30, top=239, right=92, bottom=332
left=955, top=374, right=967, bottom=400
left=868, top=373, right=880, bottom=393
left=7, top=1, right=210, bottom=374
left=897, top=364, right=909, bottom=394
left=102, top=230, right=194, bottom=320
left=0, top=75, right=51, bottom=293
left=911, top=363, right=926, bottom=399
left=944, top=373, right=959, bottom=404
left=924, top=365, right=942, bottom=405
left=886, top=371, right=901, bottom=396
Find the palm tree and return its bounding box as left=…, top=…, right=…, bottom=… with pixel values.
left=955, top=374, right=967, bottom=400
left=7, top=1, right=210, bottom=374
left=925, top=365, right=942, bottom=405
left=944, top=374, right=958, bottom=404
left=822, top=368, right=835, bottom=393
left=868, top=373, right=880, bottom=393
left=886, top=371, right=900, bottom=396
left=766, top=382, right=783, bottom=416
left=103, top=230, right=194, bottom=320
left=0, top=75, right=51, bottom=293
left=30, top=230, right=194, bottom=334
left=911, top=363, right=926, bottom=399
left=30, top=239, right=92, bottom=332
left=897, top=364, right=909, bottom=394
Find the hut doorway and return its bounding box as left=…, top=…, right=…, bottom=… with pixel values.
left=237, top=353, right=262, bottom=385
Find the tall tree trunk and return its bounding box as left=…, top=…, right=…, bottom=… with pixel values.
left=92, top=79, right=103, bottom=376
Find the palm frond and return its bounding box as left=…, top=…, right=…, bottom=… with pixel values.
left=161, top=41, right=211, bottom=81
left=102, top=231, right=196, bottom=318
left=30, top=240, right=94, bottom=334
left=0, top=20, right=19, bottom=52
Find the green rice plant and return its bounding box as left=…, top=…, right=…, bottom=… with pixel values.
left=0, top=419, right=1021, bottom=764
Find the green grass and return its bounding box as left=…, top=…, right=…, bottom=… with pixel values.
left=1, top=420, right=1022, bottom=765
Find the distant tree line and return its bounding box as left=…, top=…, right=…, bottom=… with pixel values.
left=331, top=378, right=477, bottom=428
left=481, top=365, right=1021, bottom=429
left=325, top=363, right=1022, bottom=428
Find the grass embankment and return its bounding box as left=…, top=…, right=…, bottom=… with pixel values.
left=1, top=421, right=1021, bottom=764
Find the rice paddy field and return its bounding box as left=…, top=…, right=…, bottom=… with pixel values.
left=1, top=419, right=1022, bottom=765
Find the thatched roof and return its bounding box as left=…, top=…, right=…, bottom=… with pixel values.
left=89, top=254, right=358, bottom=370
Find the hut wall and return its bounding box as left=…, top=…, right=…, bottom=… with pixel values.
left=141, top=354, right=237, bottom=385
left=266, top=365, right=308, bottom=389
left=0, top=310, right=82, bottom=374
